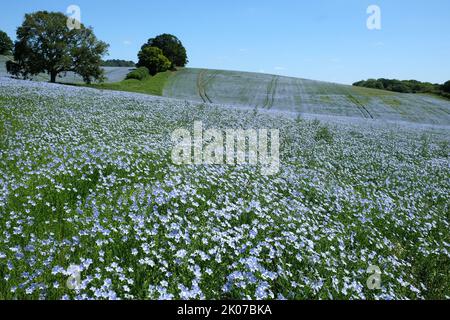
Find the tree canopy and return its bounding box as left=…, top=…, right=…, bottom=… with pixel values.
left=7, top=11, right=108, bottom=83
left=0, top=30, right=13, bottom=55
left=137, top=46, right=171, bottom=76
left=141, top=34, right=187, bottom=68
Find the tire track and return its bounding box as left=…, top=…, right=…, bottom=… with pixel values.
left=197, top=70, right=208, bottom=103
left=263, top=76, right=279, bottom=109
left=295, top=79, right=309, bottom=113
left=197, top=70, right=219, bottom=103
left=346, top=93, right=374, bottom=119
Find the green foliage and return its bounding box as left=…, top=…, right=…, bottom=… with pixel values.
left=6, top=60, right=23, bottom=78
left=141, top=34, right=188, bottom=68
left=353, top=78, right=446, bottom=96
left=420, top=133, right=431, bottom=158
left=353, top=78, right=384, bottom=90
left=437, top=140, right=449, bottom=158
left=137, top=46, right=171, bottom=76
left=315, top=125, right=334, bottom=144
left=442, top=81, right=450, bottom=94
left=102, top=59, right=136, bottom=67
left=9, top=11, right=108, bottom=83
left=0, top=30, right=13, bottom=55
left=88, top=70, right=173, bottom=96
left=389, top=81, right=411, bottom=93
left=126, top=67, right=150, bottom=80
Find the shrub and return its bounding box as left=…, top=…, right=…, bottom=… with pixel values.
left=315, top=125, right=334, bottom=144
left=6, top=60, right=28, bottom=79
left=126, top=67, right=150, bottom=80
left=137, top=46, right=171, bottom=76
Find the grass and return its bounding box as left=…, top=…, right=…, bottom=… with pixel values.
left=351, top=85, right=396, bottom=97
left=381, top=97, right=402, bottom=108
left=87, top=71, right=175, bottom=96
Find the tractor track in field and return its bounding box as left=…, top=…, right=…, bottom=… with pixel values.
left=346, top=93, right=374, bottom=119
left=165, top=68, right=450, bottom=125
left=197, top=70, right=219, bottom=103
left=263, top=76, right=279, bottom=109
left=294, top=79, right=309, bottom=113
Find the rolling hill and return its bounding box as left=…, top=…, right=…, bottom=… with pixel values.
left=2, top=55, right=449, bottom=125
left=163, top=68, right=450, bottom=125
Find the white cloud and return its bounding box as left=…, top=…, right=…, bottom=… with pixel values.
left=123, top=40, right=132, bottom=46
left=274, top=66, right=286, bottom=71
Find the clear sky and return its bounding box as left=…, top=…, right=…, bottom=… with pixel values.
left=1, top=0, right=449, bottom=84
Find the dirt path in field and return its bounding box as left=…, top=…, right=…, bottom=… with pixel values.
left=346, top=92, right=374, bottom=119
left=197, top=70, right=219, bottom=103
left=263, top=76, right=279, bottom=109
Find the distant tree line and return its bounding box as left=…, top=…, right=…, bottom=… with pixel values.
left=353, top=78, right=450, bottom=99
left=101, top=59, right=136, bottom=67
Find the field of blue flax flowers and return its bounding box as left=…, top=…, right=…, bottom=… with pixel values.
left=0, top=78, right=449, bottom=300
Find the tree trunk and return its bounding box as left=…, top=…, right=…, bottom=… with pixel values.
left=50, top=71, right=57, bottom=83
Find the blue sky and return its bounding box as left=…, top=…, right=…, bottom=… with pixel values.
left=1, top=0, right=449, bottom=84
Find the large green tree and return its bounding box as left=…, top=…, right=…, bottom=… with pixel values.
left=137, top=46, right=171, bottom=75
left=8, top=11, right=108, bottom=83
left=141, top=34, right=188, bottom=68
left=0, top=30, right=13, bottom=55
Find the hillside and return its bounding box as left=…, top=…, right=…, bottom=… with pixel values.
left=164, top=68, right=450, bottom=125
left=2, top=54, right=449, bottom=125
